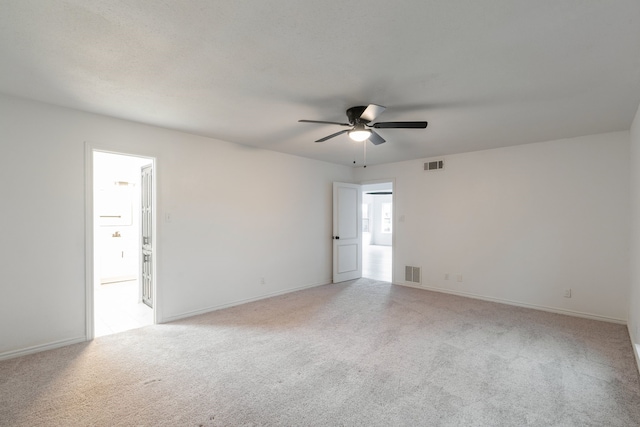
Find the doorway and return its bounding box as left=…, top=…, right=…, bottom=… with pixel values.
left=361, top=182, right=393, bottom=282
left=92, top=151, right=154, bottom=337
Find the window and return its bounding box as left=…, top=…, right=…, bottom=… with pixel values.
left=381, top=202, right=392, bottom=233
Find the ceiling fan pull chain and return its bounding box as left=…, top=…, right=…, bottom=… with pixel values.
left=353, top=141, right=357, bottom=165
left=363, top=140, right=367, bottom=168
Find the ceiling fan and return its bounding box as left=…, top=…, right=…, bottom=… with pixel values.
left=298, top=104, right=428, bottom=145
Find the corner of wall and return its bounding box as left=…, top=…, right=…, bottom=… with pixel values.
left=629, top=100, right=640, bottom=362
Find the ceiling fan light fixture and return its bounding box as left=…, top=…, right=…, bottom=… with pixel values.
left=348, top=124, right=371, bottom=142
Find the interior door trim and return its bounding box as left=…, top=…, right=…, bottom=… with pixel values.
left=84, top=142, right=159, bottom=340
left=360, top=178, right=396, bottom=284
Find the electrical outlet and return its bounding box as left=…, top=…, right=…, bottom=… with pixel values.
left=563, top=289, right=571, bottom=298
left=456, top=274, right=463, bottom=282
left=260, top=277, right=266, bottom=285
left=444, top=273, right=449, bottom=280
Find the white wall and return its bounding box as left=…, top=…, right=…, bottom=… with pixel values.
left=629, top=103, right=640, bottom=360
left=356, top=132, right=630, bottom=322
left=0, top=94, right=353, bottom=358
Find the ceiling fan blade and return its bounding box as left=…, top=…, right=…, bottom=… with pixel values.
left=368, top=130, right=386, bottom=145
left=299, top=119, right=350, bottom=126
left=315, top=129, right=349, bottom=143
left=372, top=121, right=428, bottom=129
left=360, top=104, right=386, bottom=122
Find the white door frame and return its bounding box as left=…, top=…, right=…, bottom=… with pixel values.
left=84, top=142, right=159, bottom=340
left=360, top=178, right=395, bottom=284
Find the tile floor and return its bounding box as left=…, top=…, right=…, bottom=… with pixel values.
left=362, top=243, right=392, bottom=282
left=94, top=280, right=153, bottom=337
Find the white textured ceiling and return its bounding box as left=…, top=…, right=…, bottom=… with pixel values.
left=2, top=1, right=640, bottom=166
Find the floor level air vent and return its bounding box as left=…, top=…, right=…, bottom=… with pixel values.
left=405, top=266, right=421, bottom=284
left=424, top=160, right=444, bottom=171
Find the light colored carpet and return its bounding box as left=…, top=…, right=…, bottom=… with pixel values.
left=1, top=279, right=639, bottom=426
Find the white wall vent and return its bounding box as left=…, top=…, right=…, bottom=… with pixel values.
left=424, top=160, right=444, bottom=171
left=405, top=266, right=421, bottom=284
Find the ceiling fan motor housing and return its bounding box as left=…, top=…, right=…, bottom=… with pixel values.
left=346, top=106, right=369, bottom=124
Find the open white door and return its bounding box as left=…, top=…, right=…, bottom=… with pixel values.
left=333, top=182, right=362, bottom=283
left=141, top=164, right=153, bottom=308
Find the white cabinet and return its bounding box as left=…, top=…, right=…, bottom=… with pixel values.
left=99, top=227, right=138, bottom=284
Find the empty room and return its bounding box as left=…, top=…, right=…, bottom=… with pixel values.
left=1, top=1, right=640, bottom=426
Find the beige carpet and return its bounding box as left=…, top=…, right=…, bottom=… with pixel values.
left=1, top=279, right=639, bottom=426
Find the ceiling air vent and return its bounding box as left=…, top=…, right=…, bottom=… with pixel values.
left=424, top=160, right=444, bottom=171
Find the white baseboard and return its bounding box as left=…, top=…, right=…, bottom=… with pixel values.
left=161, top=280, right=331, bottom=324
left=1, top=281, right=330, bottom=361
left=629, top=324, right=640, bottom=375
left=396, top=282, right=627, bottom=325
left=0, top=336, right=86, bottom=361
